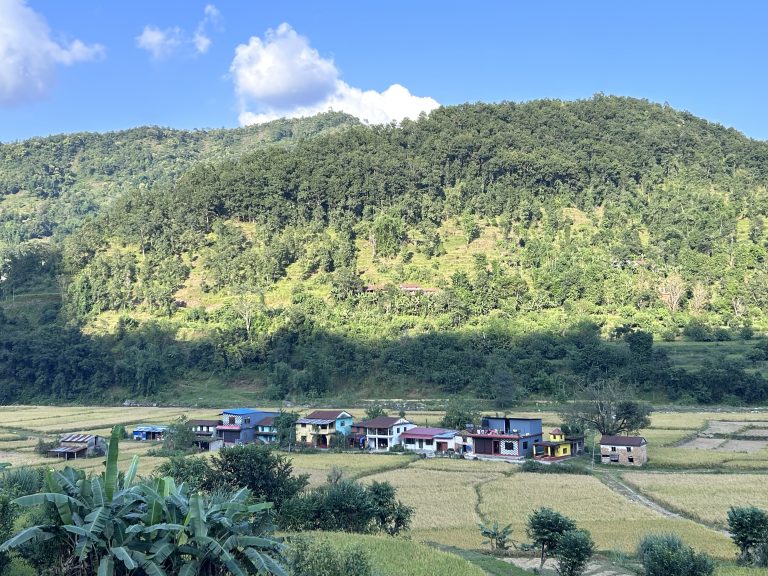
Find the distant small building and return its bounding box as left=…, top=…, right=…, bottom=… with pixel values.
left=49, top=433, right=107, bottom=460
left=400, top=427, right=457, bottom=453
left=295, top=410, right=353, bottom=448
left=533, top=428, right=584, bottom=461
left=469, top=416, right=543, bottom=459
left=254, top=415, right=278, bottom=444
left=132, top=425, right=168, bottom=441
left=217, top=408, right=280, bottom=446
left=356, top=416, right=416, bottom=451
left=599, top=435, right=647, bottom=466
left=190, top=419, right=223, bottom=452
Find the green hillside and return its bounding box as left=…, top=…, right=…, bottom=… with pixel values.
left=2, top=96, right=768, bottom=405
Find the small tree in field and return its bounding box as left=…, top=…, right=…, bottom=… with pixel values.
left=727, top=506, right=768, bottom=565
left=555, top=529, right=595, bottom=576
left=527, top=508, right=576, bottom=568
left=479, top=520, right=514, bottom=551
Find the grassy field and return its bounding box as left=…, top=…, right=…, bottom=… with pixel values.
left=622, top=472, right=768, bottom=528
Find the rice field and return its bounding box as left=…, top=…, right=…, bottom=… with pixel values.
left=287, top=452, right=416, bottom=487
left=622, top=473, right=768, bottom=528
left=296, top=532, right=485, bottom=576
left=477, top=473, right=736, bottom=558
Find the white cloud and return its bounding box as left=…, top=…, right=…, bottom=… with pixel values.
left=231, top=23, right=439, bottom=126
left=136, top=26, right=183, bottom=60
left=0, top=0, right=104, bottom=107
left=137, top=4, right=223, bottom=60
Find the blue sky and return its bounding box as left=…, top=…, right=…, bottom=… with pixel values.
left=1, top=1, right=767, bottom=142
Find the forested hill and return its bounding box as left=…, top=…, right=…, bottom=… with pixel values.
left=2, top=95, right=768, bottom=406
left=0, top=111, right=359, bottom=249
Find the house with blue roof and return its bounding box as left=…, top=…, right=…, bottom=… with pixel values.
left=132, top=425, right=169, bottom=441
left=217, top=408, right=279, bottom=445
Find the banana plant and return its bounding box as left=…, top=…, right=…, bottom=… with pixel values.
left=0, top=426, right=285, bottom=575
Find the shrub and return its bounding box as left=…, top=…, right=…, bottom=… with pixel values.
left=682, top=320, right=712, bottom=342
left=555, top=529, right=595, bottom=576
left=727, top=506, right=768, bottom=565
left=637, top=533, right=715, bottom=576
left=285, top=536, right=372, bottom=576
left=279, top=479, right=413, bottom=536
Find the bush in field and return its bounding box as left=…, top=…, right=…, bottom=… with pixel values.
left=285, top=536, right=372, bottom=576
left=211, top=444, right=309, bottom=510
left=479, top=520, right=513, bottom=551
left=637, top=533, right=714, bottom=576
left=154, top=454, right=213, bottom=492
left=527, top=507, right=576, bottom=568
left=727, top=506, right=768, bottom=565
left=554, top=529, right=595, bottom=576
left=279, top=479, right=412, bottom=536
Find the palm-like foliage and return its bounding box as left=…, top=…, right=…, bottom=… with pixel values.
left=0, top=427, right=285, bottom=576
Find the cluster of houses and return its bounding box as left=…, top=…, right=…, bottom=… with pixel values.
left=45, top=408, right=648, bottom=467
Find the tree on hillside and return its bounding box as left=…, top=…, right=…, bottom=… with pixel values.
left=560, top=379, right=652, bottom=435
left=370, top=213, right=405, bottom=258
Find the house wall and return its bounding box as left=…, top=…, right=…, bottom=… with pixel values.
left=600, top=444, right=647, bottom=466
left=402, top=436, right=456, bottom=452
left=334, top=417, right=352, bottom=435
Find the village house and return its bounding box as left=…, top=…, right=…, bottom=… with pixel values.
left=190, top=419, right=223, bottom=451
left=132, top=425, right=168, bottom=441
left=356, top=416, right=416, bottom=451
left=295, top=410, right=353, bottom=448
left=254, top=415, right=278, bottom=444
left=600, top=435, right=648, bottom=466
left=400, top=427, right=457, bottom=454
left=217, top=408, right=279, bottom=446
left=468, top=416, right=543, bottom=459
left=533, top=428, right=584, bottom=461
left=48, top=433, right=107, bottom=460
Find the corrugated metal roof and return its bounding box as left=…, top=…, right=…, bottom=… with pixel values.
left=400, top=427, right=456, bottom=439
left=600, top=435, right=647, bottom=447
left=356, top=416, right=409, bottom=428
left=216, top=425, right=241, bottom=430
left=305, top=410, right=351, bottom=420
left=296, top=418, right=335, bottom=425
left=60, top=433, right=97, bottom=443
left=255, top=416, right=275, bottom=426
left=132, top=426, right=168, bottom=433
left=222, top=408, right=260, bottom=415
left=49, top=446, right=86, bottom=453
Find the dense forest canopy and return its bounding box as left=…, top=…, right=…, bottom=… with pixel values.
left=1, top=96, right=768, bottom=405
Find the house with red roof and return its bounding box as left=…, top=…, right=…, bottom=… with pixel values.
left=400, top=427, right=457, bottom=454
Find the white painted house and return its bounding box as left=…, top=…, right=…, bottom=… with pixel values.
left=399, top=427, right=457, bottom=454
left=356, top=416, right=415, bottom=451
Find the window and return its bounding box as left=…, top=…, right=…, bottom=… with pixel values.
left=628, top=456, right=634, bottom=463
left=244, top=417, right=250, bottom=424
left=626, top=446, right=632, bottom=452
left=611, top=446, right=616, bottom=452
left=228, top=416, right=235, bottom=424
left=300, top=436, right=307, bottom=443
left=405, top=438, right=415, bottom=445
left=425, top=439, right=433, bottom=446
left=504, top=441, right=515, bottom=451
left=301, top=423, right=306, bottom=428
left=523, top=441, right=528, bottom=450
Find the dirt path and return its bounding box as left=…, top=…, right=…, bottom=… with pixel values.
left=596, top=471, right=731, bottom=536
